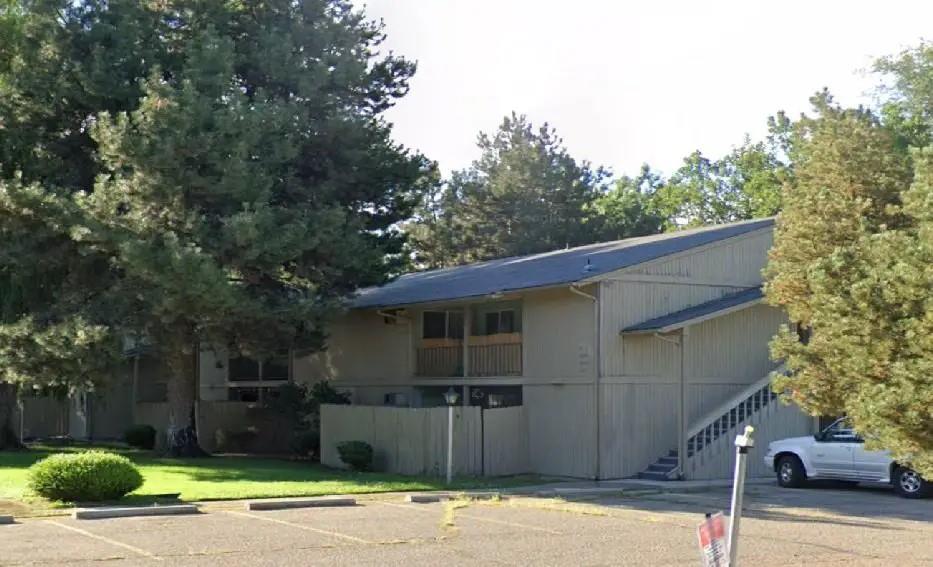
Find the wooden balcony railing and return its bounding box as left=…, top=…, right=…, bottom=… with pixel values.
left=415, top=345, right=463, bottom=377
left=468, top=342, right=522, bottom=376
left=415, top=335, right=522, bottom=377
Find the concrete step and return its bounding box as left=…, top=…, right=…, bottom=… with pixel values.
left=658, top=456, right=679, bottom=465
left=646, top=463, right=677, bottom=473
left=637, top=470, right=674, bottom=481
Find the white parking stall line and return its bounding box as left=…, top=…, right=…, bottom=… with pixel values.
left=46, top=520, right=164, bottom=561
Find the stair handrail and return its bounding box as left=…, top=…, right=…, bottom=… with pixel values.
left=686, top=364, right=786, bottom=440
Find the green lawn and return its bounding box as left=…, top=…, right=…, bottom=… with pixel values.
left=0, top=445, right=541, bottom=514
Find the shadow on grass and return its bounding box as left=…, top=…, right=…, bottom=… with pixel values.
left=177, top=459, right=541, bottom=489
left=0, top=443, right=146, bottom=468
left=2, top=445, right=546, bottom=507
left=75, top=493, right=184, bottom=508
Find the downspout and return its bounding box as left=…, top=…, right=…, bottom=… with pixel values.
left=570, top=284, right=600, bottom=480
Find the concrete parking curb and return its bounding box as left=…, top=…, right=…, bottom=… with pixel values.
left=458, top=491, right=502, bottom=500
left=405, top=494, right=447, bottom=503
left=404, top=491, right=503, bottom=503
left=246, top=496, right=356, bottom=511
left=73, top=504, right=199, bottom=520
left=532, top=487, right=630, bottom=498
left=0, top=515, right=13, bottom=524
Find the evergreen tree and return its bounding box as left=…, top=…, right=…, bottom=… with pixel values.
left=408, top=113, right=648, bottom=268
left=0, top=0, right=432, bottom=453
left=764, top=86, right=933, bottom=474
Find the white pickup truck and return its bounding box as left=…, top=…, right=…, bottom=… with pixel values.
left=763, top=417, right=930, bottom=499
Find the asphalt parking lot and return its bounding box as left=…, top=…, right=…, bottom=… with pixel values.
left=0, top=483, right=930, bottom=566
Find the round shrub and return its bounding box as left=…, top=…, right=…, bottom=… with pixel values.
left=27, top=451, right=144, bottom=502
left=336, top=440, right=373, bottom=471
left=124, top=424, right=157, bottom=450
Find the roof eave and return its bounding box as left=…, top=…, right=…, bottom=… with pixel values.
left=350, top=280, right=589, bottom=311
left=619, top=296, right=763, bottom=336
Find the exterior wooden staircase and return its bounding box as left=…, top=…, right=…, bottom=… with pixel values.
left=638, top=370, right=782, bottom=481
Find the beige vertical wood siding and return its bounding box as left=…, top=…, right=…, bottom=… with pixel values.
left=685, top=304, right=787, bottom=383
left=523, top=287, right=596, bottom=381
left=599, top=382, right=679, bottom=478
left=598, top=304, right=787, bottom=478
left=688, top=384, right=747, bottom=423
left=298, top=310, right=412, bottom=384
left=524, top=384, right=596, bottom=478
left=623, top=228, right=773, bottom=284
left=600, top=280, right=744, bottom=377
left=482, top=406, right=530, bottom=476
left=594, top=228, right=798, bottom=479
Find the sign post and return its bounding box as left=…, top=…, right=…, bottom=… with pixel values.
left=727, top=425, right=755, bottom=566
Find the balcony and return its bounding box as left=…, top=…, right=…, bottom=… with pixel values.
left=415, top=333, right=523, bottom=377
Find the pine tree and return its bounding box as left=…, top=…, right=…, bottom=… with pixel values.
left=764, top=87, right=933, bottom=475
left=408, top=113, right=617, bottom=267
left=0, top=0, right=432, bottom=453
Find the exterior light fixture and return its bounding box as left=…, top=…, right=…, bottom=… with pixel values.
left=443, top=387, right=460, bottom=406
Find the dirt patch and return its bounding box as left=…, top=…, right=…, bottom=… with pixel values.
left=0, top=498, right=69, bottom=518
left=0, top=498, right=32, bottom=516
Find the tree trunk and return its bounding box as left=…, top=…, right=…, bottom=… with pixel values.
left=0, top=383, right=22, bottom=450
left=163, top=343, right=206, bottom=457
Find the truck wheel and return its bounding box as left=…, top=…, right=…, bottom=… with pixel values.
left=893, top=467, right=931, bottom=499
left=776, top=455, right=806, bottom=488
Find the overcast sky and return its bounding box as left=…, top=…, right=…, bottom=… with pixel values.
left=363, top=0, right=931, bottom=177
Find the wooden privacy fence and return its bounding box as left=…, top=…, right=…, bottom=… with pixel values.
left=320, top=404, right=529, bottom=477
left=13, top=396, right=70, bottom=440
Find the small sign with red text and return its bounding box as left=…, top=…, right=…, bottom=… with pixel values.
left=697, top=512, right=727, bottom=566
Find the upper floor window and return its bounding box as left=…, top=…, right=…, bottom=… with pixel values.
left=484, top=309, right=516, bottom=334
left=228, top=351, right=290, bottom=402
left=423, top=310, right=464, bottom=340
left=229, top=352, right=290, bottom=381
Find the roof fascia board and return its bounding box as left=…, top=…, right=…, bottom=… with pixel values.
left=353, top=281, right=591, bottom=311
left=579, top=226, right=774, bottom=285
left=600, top=274, right=758, bottom=288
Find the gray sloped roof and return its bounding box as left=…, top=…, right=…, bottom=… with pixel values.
left=621, top=286, right=764, bottom=334
left=352, top=217, right=774, bottom=309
